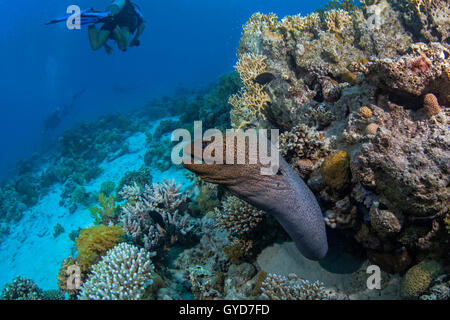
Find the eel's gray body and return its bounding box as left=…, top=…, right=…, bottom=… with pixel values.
left=182, top=138, right=328, bottom=261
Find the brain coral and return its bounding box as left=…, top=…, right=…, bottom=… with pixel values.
left=400, top=260, right=443, bottom=298
left=320, top=150, right=350, bottom=190
left=75, top=225, right=124, bottom=272
left=78, top=242, right=154, bottom=300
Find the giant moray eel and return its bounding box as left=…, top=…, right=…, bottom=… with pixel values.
left=182, top=135, right=328, bottom=260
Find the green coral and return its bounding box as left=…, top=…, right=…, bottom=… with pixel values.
left=400, top=260, right=443, bottom=298
left=89, top=193, right=119, bottom=225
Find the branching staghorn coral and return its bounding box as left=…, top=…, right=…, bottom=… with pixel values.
left=215, top=196, right=266, bottom=237
left=120, top=179, right=196, bottom=254
left=144, top=179, right=186, bottom=213
left=78, top=243, right=154, bottom=300
left=260, top=273, right=329, bottom=300
left=119, top=182, right=141, bottom=203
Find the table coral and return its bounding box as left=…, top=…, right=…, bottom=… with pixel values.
left=78, top=243, right=154, bottom=300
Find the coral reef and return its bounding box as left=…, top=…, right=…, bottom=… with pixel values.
left=78, top=243, right=154, bottom=300
left=260, top=273, right=329, bottom=300
left=231, top=0, right=449, bottom=279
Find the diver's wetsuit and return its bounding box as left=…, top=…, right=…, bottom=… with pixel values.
left=101, top=0, right=144, bottom=34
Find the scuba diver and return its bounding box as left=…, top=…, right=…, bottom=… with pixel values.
left=46, top=0, right=145, bottom=54
left=88, top=0, right=145, bottom=53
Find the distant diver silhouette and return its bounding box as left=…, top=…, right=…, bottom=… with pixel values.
left=43, top=89, right=85, bottom=133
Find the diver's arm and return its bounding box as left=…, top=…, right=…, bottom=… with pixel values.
left=130, top=22, right=145, bottom=46
left=108, top=0, right=126, bottom=16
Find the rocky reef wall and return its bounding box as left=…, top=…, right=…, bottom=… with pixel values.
left=231, top=0, right=449, bottom=276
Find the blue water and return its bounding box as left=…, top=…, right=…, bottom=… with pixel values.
left=0, top=0, right=328, bottom=181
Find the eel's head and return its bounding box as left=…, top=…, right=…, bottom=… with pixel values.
left=182, top=137, right=266, bottom=187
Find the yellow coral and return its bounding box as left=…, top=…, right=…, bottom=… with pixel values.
left=230, top=53, right=271, bottom=128
left=359, top=106, right=373, bottom=118
left=401, top=260, right=443, bottom=298
left=75, top=225, right=124, bottom=272
left=320, top=150, right=351, bottom=190
left=89, top=193, right=119, bottom=225
left=234, top=54, right=268, bottom=86
left=230, top=84, right=270, bottom=118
